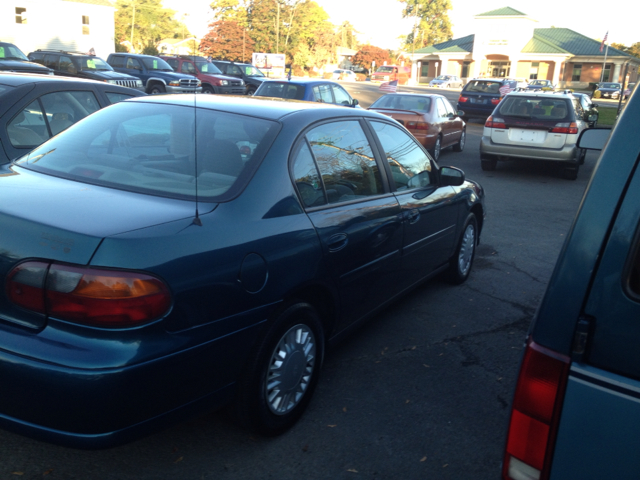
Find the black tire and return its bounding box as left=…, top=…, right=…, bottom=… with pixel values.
left=453, top=128, right=465, bottom=152
left=444, top=214, right=478, bottom=285
left=430, top=135, right=442, bottom=161
left=562, top=165, right=579, bottom=180
left=246, top=86, right=257, bottom=96
left=461, top=116, right=469, bottom=123
left=481, top=157, right=497, bottom=171
left=235, top=302, right=325, bottom=436
left=202, top=85, right=215, bottom=94
left=578, top=148, right=587, bottom=165
left=148, top=84, right=166, bottom=95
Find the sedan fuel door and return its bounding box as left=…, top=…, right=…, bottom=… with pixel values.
left=291, top=119, right=403, bottom=332
left=370, top=120, right=461, bottom=287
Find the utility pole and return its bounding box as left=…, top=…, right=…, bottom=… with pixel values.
left=276, top=1, right=280, bottom=54
left=130, top=1, right=136, bottom=52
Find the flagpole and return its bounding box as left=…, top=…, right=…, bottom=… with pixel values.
left=600, top=39, right=609, bottom=83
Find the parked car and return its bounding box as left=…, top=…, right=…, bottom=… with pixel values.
left=571, top=92, right=599, bottom=127
left=371, top=65, right=411, bottom=85
left=253, top=78, right=360, bottom=107
left=0, top=73, right=145, bottom=165
left=368, top=93, right=466, bottom=161
left=0, top=42, right=53, bottom=75
left=429, top=75, right=463, bottom=89
left=526, top=79, right=555, bottom=91
left=28, top=49, right=143, bottom=91
left=0, top=94, right=484, bottom=448
left=210, top=60, right=266, bottom=94
left=106, top=53, right=201, bottom=95
left=456, top=78, right=518, bottom=120
left=594, top=82, right=622, bottom=99
left=480, top=91, right=588, bottom=179
left=331, top=69, right=358, bottom=81
left=624, top=82, right=635, bottom=99
left=502, top=90, right=640, bottom=480
left=160, top=55, right=245, bottom=95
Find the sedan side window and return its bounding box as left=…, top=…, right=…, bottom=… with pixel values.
left=292, top=142, right=327, bottom=208
left=307, top=120, right=383, bottom=203
left=332, top=85, right=352, bottom=106
left=436, top=98, right=448, bottom=117
left=8, top=100, right=50, bottom=147
left=40, top=91, right=101, bottom=136
left=313, top=85, right=333, bottom=103
left=371, top=120, right=434, bottom=190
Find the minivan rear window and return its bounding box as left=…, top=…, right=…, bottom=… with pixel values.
left=497, top=96, right=572, bottom=121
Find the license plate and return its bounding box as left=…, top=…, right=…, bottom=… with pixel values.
left=510, top=129, right=545, bottom=143
left=471, top=97, right=485, bottom=104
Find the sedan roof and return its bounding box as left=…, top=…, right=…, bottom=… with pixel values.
left=0, top=72, right=113, bottom=87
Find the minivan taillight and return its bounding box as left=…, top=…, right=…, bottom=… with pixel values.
left=7, top=261, right=171, bottom=328
left=502, top=339, right=570, bottom=480
left=550, top=122, right=578, bottom=134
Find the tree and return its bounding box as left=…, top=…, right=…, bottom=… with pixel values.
left=351, top=45, right=392, bottom=74
left=400, top=0, right=453, bottom=49
left=628, top=42, right=640, bottom=58
left=336, top=21, right=358, bottom=50
left=114, top=0, right=187, bottom=53
left=611, top=42, right=628, bottom=54
left=200, top=19, right=255, bottom=61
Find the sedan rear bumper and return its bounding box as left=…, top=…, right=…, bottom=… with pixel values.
left=480, top=136, right=579, bottom=162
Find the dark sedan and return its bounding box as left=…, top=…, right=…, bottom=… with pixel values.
left=0, top=95, right=484, bottom=448
left=253, top=78, right=360, bottom=107
left=595, top=82, right=622, bottom=99
left=526, top=79, right=554, bottom=91
left=369, top=93, right=466, bottom=161
left=0, top=73, right=145, bottom=164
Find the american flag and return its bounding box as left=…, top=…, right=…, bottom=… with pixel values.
left=379, top=80, right=398, bottom=93
left=499, top=84, right=514, bottom=96
left=600, top=31, right=608, bottom=53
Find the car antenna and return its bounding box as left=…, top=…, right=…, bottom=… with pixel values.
left=192, top=93, right=202, bottom=226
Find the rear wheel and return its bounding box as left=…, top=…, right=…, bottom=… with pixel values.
left=444, top=214, right=478, bottom=284
left=453, top=129, right=465, bottom=152
left=430, top=135, right=442, bottom=161
left=235, top=302, right=324, bottom=436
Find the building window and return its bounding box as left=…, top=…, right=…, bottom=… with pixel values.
left=420, top=62, right=429, bottom=77
left=15, top=7, right=27, bottom=24
left=602, top=64, right=611, bottom=82
left=529, top=62, right=539, bottom=80
left=82, top=16, right=90, bottom=35
left=461, top=61, right=471, bottom=78
left=572, top=64, right=582, bottom=82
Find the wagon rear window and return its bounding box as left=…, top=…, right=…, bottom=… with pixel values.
left=16, top=101, right=279, bottom=202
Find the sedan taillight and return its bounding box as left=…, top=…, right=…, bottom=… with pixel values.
left=502, top=338, right=570, bottom=480
left=485, top=116, right=506, bottom=129
left=550, top=122, right=578, bottom=134
left=458, top=95, right=468, bottom=103
left=491, top=97, right=502, bottom=105
left=7, top=261, right=171, bottom=328
left=407, top=121, right=429, bottom=130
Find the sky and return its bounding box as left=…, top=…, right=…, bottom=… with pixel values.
left=162, top=0, right=636, bottom=50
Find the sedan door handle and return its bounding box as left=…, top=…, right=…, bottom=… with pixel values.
left=327, top=233, right=348, bottom=252
left=406, top=209, right=420, bottom=224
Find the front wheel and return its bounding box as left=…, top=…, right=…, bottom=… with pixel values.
left=202, top=85, right=215, bottom=94
left=444, top=214, right=478, bottom=285
left=430, top=135, right=442, bottom=161
left=453, top=128, right=465, bottom=152
left=235, top=302, right=325, bottom=436
left=148, top=84, right=166, bottom=95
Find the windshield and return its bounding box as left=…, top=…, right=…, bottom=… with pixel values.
left=142, top=57, right=173, bottom=72
left=254, top=82, right=305, bottom=100
left=73, top=56, right=113, bottom=72
left=370, top=94, right=431, bottom=112
left=196, top=62, right=223, bottom=74
left=244, top=65, right=265, bottom=77
left=376, top=66, right=395, bottom=73
left=464, top=81, right=502, bottom=93
left=435, top=75, right=449, bottom=80
left=530, top=80, right=548, bottom=86
left=600, top=83, right=621, bottom=89
left=0, top=43, right=29, bottom=61
left=16, top=101, right=280, bottom=202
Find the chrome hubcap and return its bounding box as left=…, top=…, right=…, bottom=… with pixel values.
left=458, top=223, right=476, bottom=276
left=459, top=131, right=465, bottom=149
left=265, top=324, right=316, bottom=415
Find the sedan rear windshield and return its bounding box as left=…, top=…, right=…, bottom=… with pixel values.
left=255, top=82, right=305, bottom=100
left=370, top=94, right=431, bottom=112
left=498, top=96, right=573, bottom=122
left=16, top=101, right=279, bottom=202
left=464, top=81, right=502, bottom=93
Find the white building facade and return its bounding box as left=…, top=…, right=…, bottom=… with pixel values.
left=1, top=0, right=116, bottom=58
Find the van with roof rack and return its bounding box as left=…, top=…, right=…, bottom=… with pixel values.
left=28, top=50, right=143, bottom=91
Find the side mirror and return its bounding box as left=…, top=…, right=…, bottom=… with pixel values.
left=440, top=166, right=465, bottom=186
left=352, top=98, right=359, bottom=107
left=577, top=128, right=611, bottom=150
left=591, top=103, right=598, bottom=108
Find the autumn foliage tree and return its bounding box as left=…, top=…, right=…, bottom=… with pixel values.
left=200, top=19, right=255, bottom=62
left=351, top=45, right=392, bottom=74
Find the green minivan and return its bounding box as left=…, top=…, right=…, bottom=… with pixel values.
left=503, top=93, right=640, bottom=479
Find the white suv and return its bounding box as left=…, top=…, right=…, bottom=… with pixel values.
left=479, top=91, right=589, bottom=180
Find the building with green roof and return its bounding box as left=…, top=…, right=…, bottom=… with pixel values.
left=405, top=7, right=639, bottom=88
